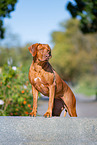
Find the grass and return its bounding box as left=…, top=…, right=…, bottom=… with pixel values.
left=74, top=85, right=96, bottom=97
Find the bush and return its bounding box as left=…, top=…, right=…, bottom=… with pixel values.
left=74, top=75, right=97, bottom=96
left=0, top=65, right=33, bottom=116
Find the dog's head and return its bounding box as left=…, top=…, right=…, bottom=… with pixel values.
left=28, top=43, right=52, bottom=61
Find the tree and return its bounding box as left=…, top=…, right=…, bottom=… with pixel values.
left=67, top=0, right=97, bottom=33
left=0, top=0, right=18, bottom=39
left=50, top=19, right=97, bottom=89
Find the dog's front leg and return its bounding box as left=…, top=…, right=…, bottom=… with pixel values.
left=44, top=84, right=55, bottom=117
left=30, top=85, right=38, bottom=117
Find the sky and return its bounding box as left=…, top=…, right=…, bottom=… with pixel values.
left=2, top=0, right=72, bottom=47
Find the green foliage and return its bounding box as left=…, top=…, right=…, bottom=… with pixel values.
left=0, top=0, right=18, bottom=39
left=0, top=43, right=32, bottom=70
left=0, top=65, right=33, bottom=116
left=18, top=43, right=32, bottom=68
left=74, top=75, right=97, bottom=96
left=0, top=47, right=18, bottom=66
left=51, top=19, right=97, bottom=94
left=67, top=0, right=97, bottom=33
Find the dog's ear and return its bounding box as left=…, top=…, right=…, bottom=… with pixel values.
left=28, top=43, right=39, bottom=57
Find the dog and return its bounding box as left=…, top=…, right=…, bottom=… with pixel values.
left=28, top=43, right=77, bottom=117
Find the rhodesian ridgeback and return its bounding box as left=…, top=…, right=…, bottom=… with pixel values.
left=28, top=43, right=77, bottom=117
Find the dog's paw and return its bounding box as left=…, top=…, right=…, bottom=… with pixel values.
left=29, top=111, right=37, bottom=117
left=44, top=111, right=52, bottom=118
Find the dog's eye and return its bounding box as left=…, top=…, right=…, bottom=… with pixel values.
left=39, top=48, right=43, bottom=51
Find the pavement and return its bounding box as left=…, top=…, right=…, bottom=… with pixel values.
left=0, top=117, right=97, bottom=145
left=0, top=94, right=97, bottom=145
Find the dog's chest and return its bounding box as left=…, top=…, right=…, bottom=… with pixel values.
left=29, top=66, right=44, bottom=82
left=29, top=64, right=54, bottom=95
left=29, top=64, right=53, bottom=83
left=29, top=70, right=50, bottom=95
left=33, top=73, right=45, bottom=85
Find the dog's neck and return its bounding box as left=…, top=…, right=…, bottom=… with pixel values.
left=33, top=59, right=49, bottom=71
left=32, top=57, right=56, bottom=83
left=32, top=58, right=53, bottom=73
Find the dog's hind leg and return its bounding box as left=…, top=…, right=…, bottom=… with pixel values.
left=52, top=98, right=67, bottom=117
left=61, top=90, right=77, bottom=117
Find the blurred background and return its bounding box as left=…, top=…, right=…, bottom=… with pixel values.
left=0, top=0, right=97, bottom=116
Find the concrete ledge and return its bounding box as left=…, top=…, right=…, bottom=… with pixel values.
left=0, top=117, right=97, bottom=145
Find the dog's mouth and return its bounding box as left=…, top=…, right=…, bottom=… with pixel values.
left=38, top=56, right=51, bottom=62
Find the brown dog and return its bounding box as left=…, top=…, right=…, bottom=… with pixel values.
left=28, top=43, right=77, bottom=117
